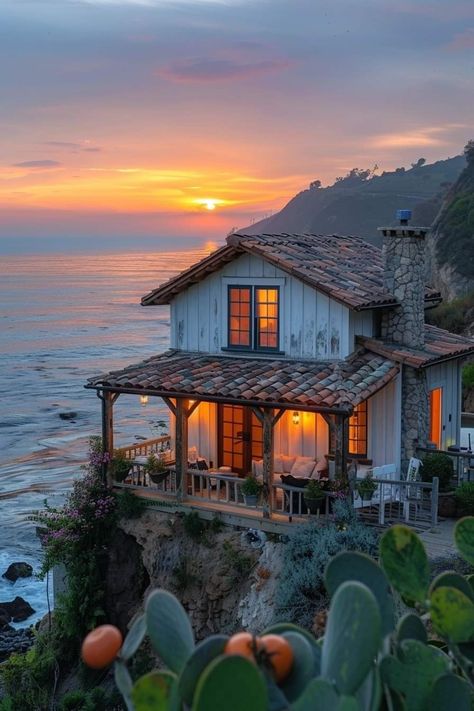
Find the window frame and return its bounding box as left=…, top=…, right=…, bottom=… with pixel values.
left=226, top=284, right=281, bottom=353
left=348, top=401, right=368, bottom=458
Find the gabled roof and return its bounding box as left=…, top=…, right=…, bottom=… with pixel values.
left=142, top=232, right=441, bottom=311
left=86, top=349, right=399, bottom=413
left=357, top=324, right=474, bottom=368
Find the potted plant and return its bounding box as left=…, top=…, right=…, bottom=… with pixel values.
left=241, top=476, right=263, bottom=506
left=303, top=479, right=325, bottom=514
left=421, top=453, right=456, bottom=517
left=145, top=453, right=169, bottom=485
left=110, top=450, right=132, bottom=483
left=356, top=474, right=377, bottom=503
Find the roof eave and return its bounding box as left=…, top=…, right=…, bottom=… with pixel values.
left=84, top=382, right=354, bottom=416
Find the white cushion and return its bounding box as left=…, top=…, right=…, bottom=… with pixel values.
left=281, top=455, right=297, bottom=473
left=252, top=459, right=263, bottom=477
left=274, top=455, right=284, bottom=474
left=290, top=456, right=316, bottom=478
left=314, top=458, right=328, bottom=474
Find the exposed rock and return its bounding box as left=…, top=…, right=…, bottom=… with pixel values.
left=0, top=596, right=35, bottom=623
left=59, top=411, right=78, bottom=420
left=2, top=562, right=33, bottom=582
left=237, top=542, right=282, bottom=633
left=0, top=626, right=35, bottom=662
left=104, top=528, right=150, bottom=634
left=118, top=511, right=261, bottom=640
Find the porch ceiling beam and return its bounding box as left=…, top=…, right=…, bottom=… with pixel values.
left=187, top=400, right=200, bottom=418
left=85, top=384, right=352, bottom=417
left=162, top=396, right=177, bottom=417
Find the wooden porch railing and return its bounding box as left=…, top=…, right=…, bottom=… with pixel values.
left=114, top=464, right=439, bottom=529
left=117, top=436, right=171, bottom=460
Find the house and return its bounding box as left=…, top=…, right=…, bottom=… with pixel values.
left=86, top=213, right=474, bottom=525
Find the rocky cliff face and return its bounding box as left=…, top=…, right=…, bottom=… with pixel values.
left=111, top=511, right=283, bottom=640
left=427, top=145, right=474, bottom=300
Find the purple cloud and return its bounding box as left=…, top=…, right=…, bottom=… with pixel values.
left=13, top=160, right=62, bottom=168
left=446, top=28, right=474, bottom=51
left=44, top=141, right=102, bottom=153
left=158, top=56, right=292, bottom=83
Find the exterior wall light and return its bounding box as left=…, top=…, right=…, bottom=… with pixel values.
left=292, top=411, right=300, bottom=426
left=140, top=395, right=149, bottom=406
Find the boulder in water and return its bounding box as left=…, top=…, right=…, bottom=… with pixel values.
left=0, top=596, right=35, bottom=623
left=2, top=562, right=33, bottom=582
left=59, top=411, right=78, bottom=420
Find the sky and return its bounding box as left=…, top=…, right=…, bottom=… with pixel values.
left=1, top=0, right=473, bottom=253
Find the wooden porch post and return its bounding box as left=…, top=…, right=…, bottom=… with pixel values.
left=174, top=398, right=189, bottom=500
left=100, top=391, right=117, bottom=487
left=334, top=414, right=349, bottom=479
left=252, top=407, right=283, bottom=519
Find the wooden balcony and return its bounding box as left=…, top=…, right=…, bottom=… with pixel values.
left=112, top=456, right=440, bottom=533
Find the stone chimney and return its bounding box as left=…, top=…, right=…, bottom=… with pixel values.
left=379, top=210, right=429, bottom=348
left=378, top=210, right=430, bottom=471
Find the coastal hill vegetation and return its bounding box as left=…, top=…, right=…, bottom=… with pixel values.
left=244, top=154, right=466, bottom=244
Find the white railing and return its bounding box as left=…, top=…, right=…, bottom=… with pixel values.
left=272, top=483, right=331, bottom=521
left=354, top=476, right=439, bottom=527
left=118, top=436, right=171, bottom=460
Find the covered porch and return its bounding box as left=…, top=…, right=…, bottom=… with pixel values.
left=85, top=349, right=437, bottom=528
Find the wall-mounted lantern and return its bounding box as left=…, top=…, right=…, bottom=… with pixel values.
left=292, top=411, right=300, bottom=426
left=140, top=394, right=149, bottom=406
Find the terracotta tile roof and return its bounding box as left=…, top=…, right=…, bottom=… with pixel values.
left=86, top=350, right=399, bottom=413
left=142, top=233, right=441, bottom=311
left=358, top=324, right=474, bottom=368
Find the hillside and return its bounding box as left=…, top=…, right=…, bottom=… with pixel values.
left=245, top=155, right=465, bottom=245
left=427, top=143, right=474, bottom=299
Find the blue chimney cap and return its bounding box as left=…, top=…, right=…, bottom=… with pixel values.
left=396, top=209, right=412, bottom=223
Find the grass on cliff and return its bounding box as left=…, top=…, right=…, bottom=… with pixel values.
left=426, top=291, right=474, bottom=334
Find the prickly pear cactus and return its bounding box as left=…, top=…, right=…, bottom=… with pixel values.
left=109, top=518, right=474, bottom=710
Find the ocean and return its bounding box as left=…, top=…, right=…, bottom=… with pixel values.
left=0, top=249, right=204, bottom=625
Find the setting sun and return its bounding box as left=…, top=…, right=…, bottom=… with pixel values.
left=194, top=198, right=224, bottom=211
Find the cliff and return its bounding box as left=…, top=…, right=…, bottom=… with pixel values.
left=427, top=144, right=474, bottom=301
left=244, top=156, right=465, bottom=246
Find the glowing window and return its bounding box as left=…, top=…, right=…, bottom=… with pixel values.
left=348, top=402, right=368, bottom=457
left=227, top=285, right=279, bottom=351
left=429, top=388, right=442, bottom=449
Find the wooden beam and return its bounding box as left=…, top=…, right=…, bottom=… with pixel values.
left=175, top=398, right=189, bottom=501
left=187, top=400, right=200, bottom=418
left=334, top=414, right=349, bottom=479
left=101, top=391, right=115, bottom=487
left=262, top=409, right=274, bottom=520
left=162, top=396, right=177, bottom=417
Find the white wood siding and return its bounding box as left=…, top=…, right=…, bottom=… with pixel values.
left=367, top=375, right=402, bottom=471
left=349, top=311, right=375, bottom=351
left=426, top=361, right=461, bottom=449
left=171, top=253, right=352, bottom=359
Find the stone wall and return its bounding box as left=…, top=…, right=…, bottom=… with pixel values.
left=116, top=511, right=283, bottom=640
left=381, top=227, right=427, bottom=348
left=381, top=225, right=430, bottom=468
left=400, top=365, right=429, bottom=471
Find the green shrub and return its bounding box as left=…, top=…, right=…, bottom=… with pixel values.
left=183, top=511, right=207, bottom=541
left=421, top=452, right=455, bottom=492
left=426, top=291, right=474, bottom=333
left=115, top=489, right=147, bottom=519
left=455, top=482, right=474, bottom=515
left=463, top=362, right=474, bottom=390
left=172, top=556, right=197, bottom=592
left=0, top=634, right=57, bottom=711
left=275, top=518, right=378, bottom=627
left=222, top=541, right=254, bottom=577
